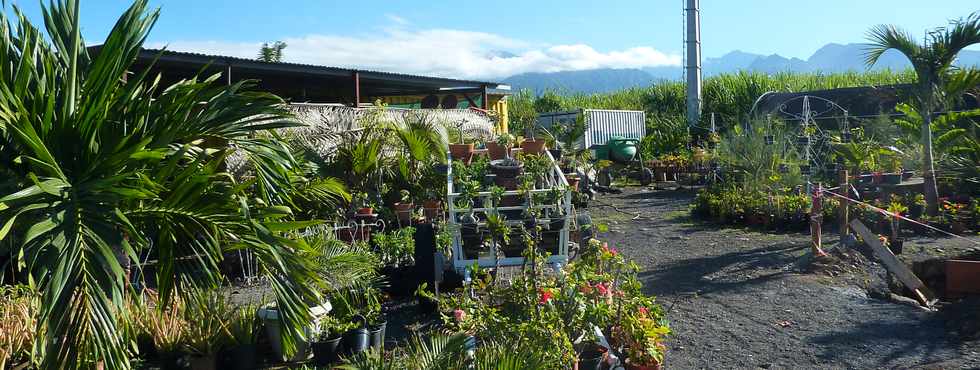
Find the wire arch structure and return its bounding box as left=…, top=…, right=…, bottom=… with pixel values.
left=759, top=95, right=851, bottom=189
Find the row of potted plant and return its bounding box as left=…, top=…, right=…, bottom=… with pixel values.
left=692, top=187, right=822, bottom=230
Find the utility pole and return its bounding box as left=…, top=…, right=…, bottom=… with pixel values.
left=685, top=0, right=702, bottom=129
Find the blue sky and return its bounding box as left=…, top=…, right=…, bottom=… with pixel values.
left=8, top=0, right=980, bottom=79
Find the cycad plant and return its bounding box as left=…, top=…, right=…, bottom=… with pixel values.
left=0, top=1, right=323, bottom=368
left=864, top=12, right=980, bottom=214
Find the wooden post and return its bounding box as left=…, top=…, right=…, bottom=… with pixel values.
left=850, top=219, right=933, bottom=307
left=838, top=169, right=849, bottom=239
left=810, top=183, right=826, bottom=256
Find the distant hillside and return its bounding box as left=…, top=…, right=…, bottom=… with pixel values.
left=504, top=43, right=980, bottom=94
left=503, top=68, right=661, bottom=94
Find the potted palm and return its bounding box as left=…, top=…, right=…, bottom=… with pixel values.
left=257, top=301, right=332, bottom=362
left=448, top=119, right=475, bottom=164
left=222, top=306, right=260, bottom=370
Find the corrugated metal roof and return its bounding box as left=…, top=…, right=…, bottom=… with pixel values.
left=130, top=47, right=507, bottom=90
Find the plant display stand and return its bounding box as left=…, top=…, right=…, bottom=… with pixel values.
left=445, top=150, right=572, bottom=273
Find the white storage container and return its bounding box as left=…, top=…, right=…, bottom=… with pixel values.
left=536, top=109, right=646, bottom=150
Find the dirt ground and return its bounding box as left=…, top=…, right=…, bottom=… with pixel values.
left=589, top=186, right=980, bottom=369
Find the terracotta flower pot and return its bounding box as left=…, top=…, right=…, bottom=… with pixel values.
left=449, top=143, right=475, bottom=164
left=520, top=139, right=547, bottom=154
left=423, top=199, right=442, bottom=220
left=486, top=142, right=509, bottom=160
left=393, top=202, right=414, bottom=225
left=565, top=175, right=581, bottom=191
left=625, top=360, right=662, bottom=370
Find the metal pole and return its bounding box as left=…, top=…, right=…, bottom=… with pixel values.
left=685, top=0, right=702, bottom=129
left=353, top=72, right=361, bottom=107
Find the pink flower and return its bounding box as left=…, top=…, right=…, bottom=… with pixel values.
left=453, top=309, right=466, bottom=322
left=601, top=242, right=618, bottom=256
left=539, top=289, right=553, bottom=305
left=638, top=307, right=649, bottom=316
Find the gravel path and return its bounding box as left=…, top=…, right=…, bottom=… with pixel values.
left=589, top=187, right=979, bottom=369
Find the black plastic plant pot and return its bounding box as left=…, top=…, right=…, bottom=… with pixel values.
left=888, top=239, right=904, bottom=255
left=883, top=173, right=902, bottom=185
left=221, top=344, right=258, bottom=370
left=902, top=170, right=914, bottom=180
left=764, top=135, right=775, bottom=145
left=489, top=159, right=524, bottom=179
left=312, top=336, right=343, bottom=366
left=368, top=320, right=387, bottom=349
left=576, top=343, right=607, bottom=370
left=342, top=328, right=370, bottom=355
left=548, top=148, right=563, bottom=160
left=434, top=163, right=449, bottom=174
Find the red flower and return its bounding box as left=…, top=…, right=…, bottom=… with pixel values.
left=595, top=283, right=610, bottom=297
left=453, top=309, right=466, bottom=322
left=638, top=306, right=649, bottom=316
left=539, top=289, right=553, bottom=305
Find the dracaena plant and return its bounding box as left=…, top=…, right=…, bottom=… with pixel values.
left=0, top=1, right=324, bottom=368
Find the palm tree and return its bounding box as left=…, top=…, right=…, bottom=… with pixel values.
left=0, top=1, right=322, bottom=368
left=259, top=41, right=288, bottom=62
left=864, top=12, right=980, bottom=215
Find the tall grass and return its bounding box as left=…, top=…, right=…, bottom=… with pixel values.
left=510, top=69, right=917, bottom=134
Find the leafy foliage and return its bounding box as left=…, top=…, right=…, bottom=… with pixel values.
left=0, top=1, right=324, bottom=367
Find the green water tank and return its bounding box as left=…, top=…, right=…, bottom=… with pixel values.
left=607, top=136, right=637, bottom=162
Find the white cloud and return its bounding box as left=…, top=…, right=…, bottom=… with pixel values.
left=148, top=28, right=681, bottom=80
left=384, top=14, right=409, bottom=25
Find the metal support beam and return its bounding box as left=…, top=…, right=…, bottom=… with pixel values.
left=226, top=63, right=232, bottom=86
left=481, top=85, right=488, bottom=110
left=685, top=0, right=702, bottom=128
left=352, top=72, right=361, bottom=107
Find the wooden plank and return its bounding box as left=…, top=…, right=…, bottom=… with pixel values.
left=946, top=260, right=980, bottom=296
left=850, top=219, right=933, bottom=306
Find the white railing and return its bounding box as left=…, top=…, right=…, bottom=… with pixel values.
left=446, top=149, right=572, bottom=271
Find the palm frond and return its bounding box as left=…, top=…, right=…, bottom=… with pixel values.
left=864, top=24, right=922, bottom=68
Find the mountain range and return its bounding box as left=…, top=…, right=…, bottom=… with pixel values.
left=502, top=43, right=980, bottom=94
